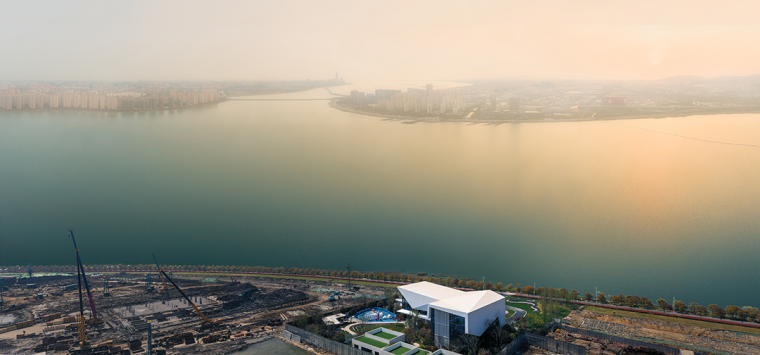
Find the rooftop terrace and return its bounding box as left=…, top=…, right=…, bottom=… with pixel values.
left=389, top=345, right=413, bottom=355
left=355, top=336, right=387, bottom=348
left=374, top=330, right=397, bottom=340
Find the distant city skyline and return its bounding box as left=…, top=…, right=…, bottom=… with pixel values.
left=1, top=1, right=759, bottom=82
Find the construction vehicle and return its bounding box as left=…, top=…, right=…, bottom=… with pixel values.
left=67, top=230, right=111, bottom=355
left=68, top=230, right=102, bottom=324
left=152, top=253, right=223, bottom=329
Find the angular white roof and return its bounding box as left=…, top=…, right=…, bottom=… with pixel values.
left=397, top=281, right=466, bottom=309
left=428, top=290, right=504, bottom=314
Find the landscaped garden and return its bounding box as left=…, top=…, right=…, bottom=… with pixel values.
left=374, top=330, right=397, bottom=340
left=355, top=336, right=387, bottom=348
left=389, top=345, right=412, bottom=355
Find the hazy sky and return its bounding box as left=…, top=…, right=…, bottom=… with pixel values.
left=2, top=0, right=758, bottom=82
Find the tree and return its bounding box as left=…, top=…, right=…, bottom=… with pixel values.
left=584, top=292, right=594, bottom=301
left=714, top=307, right=726, bottom=319
left=695, top=305, right=707, bottom=316
left=459, top=334, right=480, bottom=355
left=523, top=285, right=535, bottom=294
left=332, top=330, right=350, bottom=343
left=404, top=328, right=419, bottom=344
left=725, top=305, right=741, bottom=318
left=640, top=297, right=654, bottom=309
left=597, top=292, right=607, bottom=304
left=419, top=328, right=433, bottom=347
left=610, top=295, right=625, bottom=305
left=493, top=282, right=503, bottom=291
left=522, top=313, right=546, bottom=334
left=384, top=287, right=398, bottom=301
left=688, top=302, right=698, bottom=314
left=745, top=307, right=760, bottom=321
left=570, top=289, right=579, bottom=301
left=657, top=298, right=670, bottom=311
left=707, top=304, right=725, bottom=318
left=487, top=322, right=513, bottom=352
left=505, top=283, right=513, bottom=291
left=673, top=300, right=687, bottom=313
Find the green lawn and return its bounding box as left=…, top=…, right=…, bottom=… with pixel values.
left=355, top=336, right=388, bottom=348
left=506, top=301, right=538, bottom=314
left=584, top=306, right=760, bottom=336
left=536, top=302, right=572, bottom=318
left=375, top=330, right=397, bottom=340
left=389, top=346, right=412, bottom=355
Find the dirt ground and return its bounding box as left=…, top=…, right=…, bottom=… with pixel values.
left=0, top=274, right=388, bottom=354
left=562, top=309, right=760, bottom=355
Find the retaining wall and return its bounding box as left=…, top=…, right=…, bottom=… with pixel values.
left=498, top=332, right=585, bottom=355
left=286, top=324, right=366, bottom=355
left=562, top=325, right=681, bottom=354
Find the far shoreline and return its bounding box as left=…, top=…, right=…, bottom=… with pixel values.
left=0, top=98, right=227, bottom=114
left=328, top=98, right=760, bottom=124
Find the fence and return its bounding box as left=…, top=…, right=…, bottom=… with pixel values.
left=287, top=324, right=584, bottom=355
left=285, top=324, right=366, bottom=355
left=498, top=332, right=585, bottom=355
left=562, top=325, right=681, bottom=354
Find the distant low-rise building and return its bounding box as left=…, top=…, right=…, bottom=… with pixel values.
left=602, top=96, right=628, bottom=106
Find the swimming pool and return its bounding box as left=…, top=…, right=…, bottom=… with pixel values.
left=352, top=307, right=397, bottom=322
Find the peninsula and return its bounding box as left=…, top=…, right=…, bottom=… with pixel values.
left=330, top=76, right=760, bottom=124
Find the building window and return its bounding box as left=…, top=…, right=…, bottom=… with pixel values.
left=432, top=308, right=450, bottom=347
left=401, top=297, right=411, bottom=311
left=449, top=314, right=465, bottom=341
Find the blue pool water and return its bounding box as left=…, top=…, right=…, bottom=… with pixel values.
left=352, top=307, right=397, bottom=322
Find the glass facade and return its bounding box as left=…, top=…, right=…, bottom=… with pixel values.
left=432, top=308, right=450, bottom=347
left=431, top=308, right=467, bottom=347
left=449, top=313, right=465, bottom=341
left=401, top=297, right=412, bottom=311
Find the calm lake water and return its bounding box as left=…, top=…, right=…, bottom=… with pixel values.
left=0, top=82, right=758, bottom=308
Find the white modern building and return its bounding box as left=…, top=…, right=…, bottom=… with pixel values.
left=397, top=282, right=505, bottom=347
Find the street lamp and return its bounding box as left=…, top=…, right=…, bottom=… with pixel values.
left=595, top=286, right=598, bottom=302
left=482, top=276, right=485, bottom=290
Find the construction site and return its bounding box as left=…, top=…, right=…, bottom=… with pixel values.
left=546, top=310, right=760, bottom=355
left=0, top=232, right=388, bottom=355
